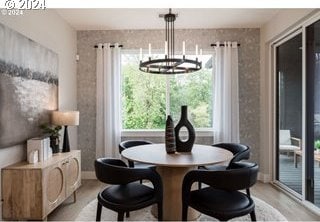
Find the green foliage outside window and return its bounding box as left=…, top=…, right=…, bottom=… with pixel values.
left=315, top=139, right=320, bottom=150
left=121, top=53, right=213, bottom=130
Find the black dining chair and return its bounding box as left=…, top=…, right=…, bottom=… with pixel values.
left=203, top=143, right=250, bottom=170
left=198, top=143, right=250, bottom=189
left=119, top=140, right=155, bottom=169
left=182, top=162, right=259, bottom=221
left=95, top=158, right=163, bottom=221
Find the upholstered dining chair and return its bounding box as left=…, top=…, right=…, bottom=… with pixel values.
left=203, top=143, right=250, bottom=170
left=198, top=143, right=250, bottom=188
left=94, top=158, right=163, bottom=221
left=182, top=162, right=259, bottom=221
left=119, top=140, right=155, bottom=169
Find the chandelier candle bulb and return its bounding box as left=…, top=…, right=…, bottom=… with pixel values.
left=148, top=43, right=151, bottom=58
left=182, top=41, right=186, bottom=56
left=200, top=48, right=203, bottom=56
left=165, top=41, right=168, bottom=56
left=196, top=45, right=198, bottom=57
left=139, top=48, right=142, bottom=61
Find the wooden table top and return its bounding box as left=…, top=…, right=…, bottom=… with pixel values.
left=121, top=144, right=233, bottom=167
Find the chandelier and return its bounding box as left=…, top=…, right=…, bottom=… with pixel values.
left=139, top=9, right=202, bottom=74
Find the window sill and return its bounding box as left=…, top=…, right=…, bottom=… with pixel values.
left=121, top=129, right=214, bottom=137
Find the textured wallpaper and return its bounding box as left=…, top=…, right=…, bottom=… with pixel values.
left=77, top=28, right=260, bottom=171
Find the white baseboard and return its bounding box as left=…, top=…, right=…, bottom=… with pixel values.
left=81, top=171, right=96, bottom=180
left=258, top=172, right=271, bottom=183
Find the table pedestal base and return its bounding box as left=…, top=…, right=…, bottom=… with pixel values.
left=151, top=166, right=200, bottom=221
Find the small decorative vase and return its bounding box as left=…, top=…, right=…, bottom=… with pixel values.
left=50, top=136, right=60, bottom=153
left=174, top=106, right=195, bottom=152
left=165, top=115, right=176, bottom=154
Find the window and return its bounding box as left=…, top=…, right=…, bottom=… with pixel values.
left=121, top=52, right=213, bottom=130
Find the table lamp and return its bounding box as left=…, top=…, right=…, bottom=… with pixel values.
left=52, top=111, right=79, bottom=152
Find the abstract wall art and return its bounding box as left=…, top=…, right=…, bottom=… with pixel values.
left=0, top=23, right=58, bottom=148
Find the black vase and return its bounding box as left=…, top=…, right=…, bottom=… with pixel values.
left=174, top=106, right=195, bottom=152
left=165, top=115, right=176, bottom=154
left=50, top=136, right=60, bottom=153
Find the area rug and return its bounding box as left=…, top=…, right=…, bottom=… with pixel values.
left=75, top=196, right=287, bottom=221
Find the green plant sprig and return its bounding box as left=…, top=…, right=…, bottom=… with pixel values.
left=314, top=140, right=320, bottom=150
left=39, top=123, right=62, bottom=137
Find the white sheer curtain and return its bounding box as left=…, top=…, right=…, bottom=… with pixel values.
left=96, top=43, right=121, bottom=158
left=213, top=41, right=239, bottom=143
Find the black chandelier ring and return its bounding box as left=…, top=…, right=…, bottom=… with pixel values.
left=139, top=57, right=202, bottom=74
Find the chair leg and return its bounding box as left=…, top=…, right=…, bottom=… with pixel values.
left=126, top=211, right=130, bottom=218
left=157, top=201, right=163, bottom=221
left=250, top=210, right=257, bottom=221
left=96, top=202, right=102, bottom=221
left=246, top=188, right=251, bottom=197
left=117, top=212, right=124, bottom=221
left=182, top=204, right=188, bottom=221
left=198, top=182, right=202, bottom=189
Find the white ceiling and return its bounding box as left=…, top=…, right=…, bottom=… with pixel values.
left=55, top=9, right=281, bottom=30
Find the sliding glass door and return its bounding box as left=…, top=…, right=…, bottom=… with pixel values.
left=306, top=18, right=320, bottom=207
left=275, top=17, right=320, bottom=209
left=275, top=32, right=303, bottom=196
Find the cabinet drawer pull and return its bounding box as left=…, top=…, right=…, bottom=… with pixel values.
left=62, top=160, right=70, bottom=165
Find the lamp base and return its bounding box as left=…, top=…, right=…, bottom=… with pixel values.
left=62, top=125, right=70, bottom=152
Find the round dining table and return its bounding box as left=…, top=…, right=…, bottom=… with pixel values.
left=121, top=143, right=233, bottom=221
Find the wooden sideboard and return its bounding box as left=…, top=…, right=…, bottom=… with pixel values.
left=1, top=150, right=81, bottom=220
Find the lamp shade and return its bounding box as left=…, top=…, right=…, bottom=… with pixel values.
left=52, top=111, right=79, bottom=126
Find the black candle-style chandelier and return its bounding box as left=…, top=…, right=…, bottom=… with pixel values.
left=139, top=9, right=202, bottom=74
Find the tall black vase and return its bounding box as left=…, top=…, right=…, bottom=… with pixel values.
left=174, top=106, right=195, bottom=152
left=165, top=115, right=176, bottom=154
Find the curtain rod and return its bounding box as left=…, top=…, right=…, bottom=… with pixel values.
left=210, top=43, right=240, bottom=47
left=94, top=44, right=123, bottom=48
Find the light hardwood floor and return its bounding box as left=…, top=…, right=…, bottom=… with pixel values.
left=48, top=180, right=320, bottom=221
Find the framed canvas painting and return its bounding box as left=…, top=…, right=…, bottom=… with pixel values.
left=0, top=23, right=58, bottom=148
